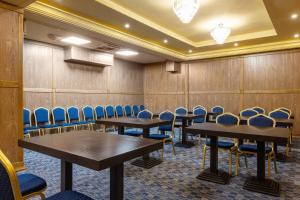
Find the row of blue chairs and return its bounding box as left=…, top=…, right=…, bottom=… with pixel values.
left=23, top=104, right=145, bottom=136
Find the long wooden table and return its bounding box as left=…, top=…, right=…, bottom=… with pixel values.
left=96, top=118, right=170, bottom=168
left=185, top=123, right=289, bottom=196
left=18, top=131, right=162, bottom=200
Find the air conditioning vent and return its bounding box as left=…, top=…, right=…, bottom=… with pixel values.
left=95, top=41, right=120, bottom=53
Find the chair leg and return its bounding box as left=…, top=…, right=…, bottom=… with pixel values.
left=202, top=145, right=207, bottom=169
left=273, top=154, right=278, bottom=174
left=235, top=153, right=240, bottom=176
left=161, top=141, right=165, bottom=160
left=40, top=192, right=46, bottom=200
left=172, top=140, right=176, bottom=155
left=228, top=151, right=232, bottom=175
left=285, top=143, right=289, bottom=157
left=244, top=155, right=248, bottom=168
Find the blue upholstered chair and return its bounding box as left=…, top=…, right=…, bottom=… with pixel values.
left=34, top=107, right=61, bottom=135
left=278, top=107, right=291, bottom=115
left=82, top=106, right=96, bottom=130
left=236, top=114, right=277, bottom=177
left=0, top=151, right=93, bottom=200
left=269, top=109, right=290, bottom=119
left=192, top=107, right=207, bottom=124
left=124, top=105, right=132, bottom=117
left=202, top=113, right=239, bottom=175
left=23, top=108, right=40, bottom=137
left=240, top=108, right=258, bottom=118
left=52, top=107, right=76, bottom=132
left=140, top=105, right=145, bottom=111
left=175, top=107, right=188, bottom=126
left=124, top=110, right=153, bottom=137
left=146, top=111, right=176, bottom=159
left=132, top=105, right=139, bottom=117
left=95, top=105, right=105, bottom=120
left=67, top=106, right=89, bottom=130
left=115, top=105, right=124, bottom=118
left=105, top=105, right=115, bottom=118
left=193, top=105, right=205, bottom=110
left=211, top=106, right=224, bottom=114
left=252, top=106, right=265, bottom=114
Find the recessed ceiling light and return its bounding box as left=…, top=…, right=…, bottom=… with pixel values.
left=61, top=36, right=91, bottom=45
left=163, top=39, right=168, bottom=44
left=294, top=33, right=300, bottom=38
left=291, top=13, right=298, bottom=19
left=124, top=23, right=130, bottom=29
left=188, top=49, right=193, bottom=53
left=115, top=50, right=139, bottom=56
left=234, top=42, right=239, bottom=46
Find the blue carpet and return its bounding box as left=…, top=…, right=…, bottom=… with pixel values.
left=22, top=129, right=300, bottom=200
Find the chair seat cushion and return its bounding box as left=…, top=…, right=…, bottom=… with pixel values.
left=57, top=123, right=76, bottom=127
left=18, top=173, right=47, bottom=196
left=86, top=120, right=96, bottom=123
left=124, top=129, right=143, bottom=136
left=206, top=140, right=234, bottom=149
left=39, top=124, right=60, bottom=129
left=238, top=144, right=272, bottom=153
left=159, top=125, right=172, bottom=132
left=47, top=191, right=93, bottom=200
left=147, top=134, right=170, bottom=139
left=72, top=121, right=89, bottom=125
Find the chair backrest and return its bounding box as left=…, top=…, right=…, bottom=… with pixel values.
left=278, top=107, right=291, bottom=115
left=193, top=107, right=207, bottom=123
left=175, top=107, right=188, bottom=115
left=132, top=105, right=139, bottom=116
left=269, top=109, right=290, bottom=119
left=82, top=106, right=94, bottom=121
left=248, top=114, right=275, bottom=128
left=124, top=105, right=132, bottom=117
left=140, top=105, right=145, bottom=111
left=252, top=106, right=265, bottom=114
left=23, top=108, right=31, bottom=126
left=211, top=106, right=224, bottom=114
left=0, top=151, right=22, bottom=200
left=137, top=109, right=153, bottom=119
left=193, top=105, right=205, bottom=111
left=216, top=112, right=239, bottom=125
left=67, top=106, right=80, bottom=122
left=158, top=111, right=175, bottom=132
left=240, top=108, right=258, bottom=118
left=105, top=105, right=115, bottom=118
left=34, top=107, right=50, bottom=125
left=52, top=107, right=67, bottom=124
left=115, top=105, right=124, bottom=118
left=95, top=105, right=105, bottom=120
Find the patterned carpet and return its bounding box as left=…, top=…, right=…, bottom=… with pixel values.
left=22, top=129, right=300, bottom=200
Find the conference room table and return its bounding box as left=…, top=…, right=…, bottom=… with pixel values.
left=18, top=131, right=162, bottom=200
left=185, top=123, right=289, bottom=196
left=96, top=118, right=170, bottom=168
left=240, top=116, right=294, bottom=162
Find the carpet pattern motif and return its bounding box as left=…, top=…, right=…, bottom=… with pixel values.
left=22, top=130, right=300, bottom=200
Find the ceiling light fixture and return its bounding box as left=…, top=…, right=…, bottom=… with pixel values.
left=173, top=0, right=200, bottom=23
left=61, top=36, right=91, bottom=45
left=234, top=42, right=239, bottom=47
left=163, top=39, right=168, bottom=43
left=291, top=13, right=298, bottom=19
left=188, top=49, right=193, bottom=53
left=294, top=33, right=299, bottom=38
left=210, top=24, right=231, bottom=44
left=124, top=23, right=130, bottom=29
left=115, top=50, right=139, bottom=56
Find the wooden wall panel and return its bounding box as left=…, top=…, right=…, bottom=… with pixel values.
left=23, top=40, right=144, bottom=111
left=0, top=3, right=23, bottom=169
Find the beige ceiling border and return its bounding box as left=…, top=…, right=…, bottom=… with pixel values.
left=95, top=0, right=277, bottom=48
left=26, top=1, right=186, bottom=59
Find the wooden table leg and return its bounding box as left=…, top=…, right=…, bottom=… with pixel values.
left=118, top=126, right=124, bottom=135
left=175, top=118, right=195, bottom=148
left=131, top=128, right=162, bottom=169
left=197, top=135, right=230, bottom=184
left=61, top=160, right=72, bottom=191
left=243, top=141, right=280, bottom=196
left=110, top=163, right=124, bottom=200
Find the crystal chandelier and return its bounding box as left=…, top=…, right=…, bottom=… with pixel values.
left=210, top=24, right=231, bottom=44
left=173, top=0, right=200, bottom=24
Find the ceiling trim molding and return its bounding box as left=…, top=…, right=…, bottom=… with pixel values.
left=187, top=39, right=300, bottom=60
left=94, top=0, right=277, bottom=48
left=26, top=1, right=186, bottom=59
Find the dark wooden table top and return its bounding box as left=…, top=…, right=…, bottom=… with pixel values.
left=176, top=114, right=204, bottom=120
left=185, top=123, right=289, bottom=143
left=96, top=118, right=170, bottom=128
left=18, top=131, right=162, bottom=171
